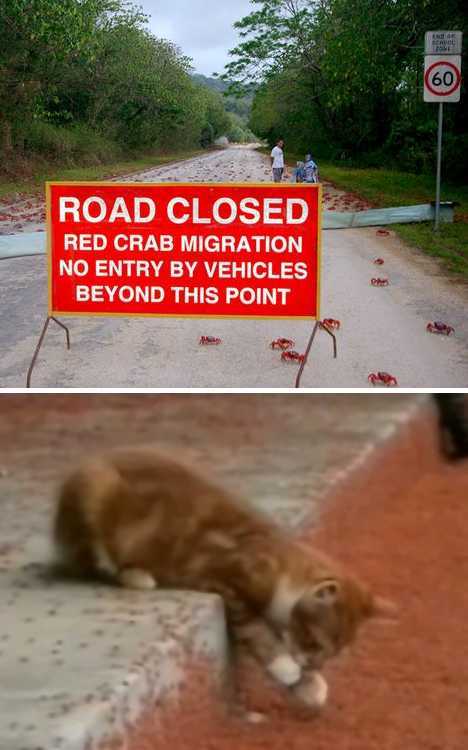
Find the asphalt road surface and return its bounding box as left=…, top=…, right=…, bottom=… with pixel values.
left=1, top=145, right=467, bottom=388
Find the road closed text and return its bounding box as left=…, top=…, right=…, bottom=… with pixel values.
left=58, top=195, right=309, bottom=226
left=48, top=183, right=321, bottom=319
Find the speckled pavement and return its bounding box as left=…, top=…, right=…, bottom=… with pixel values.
left=0, top=394, right=430, bottom=750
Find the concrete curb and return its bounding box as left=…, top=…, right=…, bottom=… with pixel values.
left=314, top=396, right=440, bottom=535
left=309, top=396, right=439, bottom=531
left=0, top=575, right=229, bottom=750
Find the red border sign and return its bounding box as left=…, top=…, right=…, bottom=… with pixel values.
left=425, top=60, right=461, bottom=97
left=47, top=182, right=321, bottom=320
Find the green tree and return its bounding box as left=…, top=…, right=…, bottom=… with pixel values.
left=0, top=0, right=115, bottom=151
left=226, top=0, right=468, bottom=178
left=0, top=0, right=239, bottom=170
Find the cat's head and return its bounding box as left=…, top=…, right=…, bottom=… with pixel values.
left=287, top=577, right=395, bottom=669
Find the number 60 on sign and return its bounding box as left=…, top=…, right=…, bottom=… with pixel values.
left=424, top=55, right=462, bottom=102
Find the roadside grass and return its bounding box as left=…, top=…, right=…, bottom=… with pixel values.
left=392, top=222, right=468, bottom=276
left=317, top=162, right=468, bottom=277
left=280, top=148, right=468, bottom=277
left=0, top=149, right=206, bottom=199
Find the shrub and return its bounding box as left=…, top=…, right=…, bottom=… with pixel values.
left=23, top=121, right=120, bottom=164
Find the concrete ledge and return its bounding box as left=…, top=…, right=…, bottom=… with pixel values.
left=0, top=568, right=228, bottom=750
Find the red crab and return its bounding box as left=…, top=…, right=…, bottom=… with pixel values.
left=373, top=258, right=385, bottom=265
left=321, top=318, right=341, bottom=330
left=199, top=336, right=222, bottom=345
left=270, top=337, right=295, bottom=351
left=281, top=350, right=305, bottom=364
left=371, top=277, right=389, bottom=286
left=377, top=229, right=390, bottom=237
left=426, top=321, right=455, bottom=336
left=368, top=372, right=398, bottom=387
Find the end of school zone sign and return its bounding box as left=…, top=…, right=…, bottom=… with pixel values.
left=47, top=182, right=321, bottom=319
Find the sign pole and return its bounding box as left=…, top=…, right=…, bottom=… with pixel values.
left=295, top=321, right=337, bottom=389
left=424, top=31, right=462, bottom=233
left=434, top=101, right=444, bottom=233
left=26, top=316, right=71, bottom=388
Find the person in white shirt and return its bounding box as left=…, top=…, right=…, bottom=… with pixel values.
left=270, top=139, right=285, bottom=183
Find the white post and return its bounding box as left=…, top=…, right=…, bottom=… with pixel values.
left=434, top=102, right=443, bottom=232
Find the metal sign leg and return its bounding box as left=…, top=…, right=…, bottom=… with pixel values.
left=434, top=102, right=443, bottom=233
left=295, top=321, right=338, bottom=388
left=26, top=316, right=71, bottom=388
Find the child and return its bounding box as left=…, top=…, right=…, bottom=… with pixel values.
left=304, top=154, right=319, bottom=183
left=291, top=161, right=305, bottom=183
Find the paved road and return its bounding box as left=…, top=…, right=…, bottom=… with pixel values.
left=1, top=145, right=467, bottom=387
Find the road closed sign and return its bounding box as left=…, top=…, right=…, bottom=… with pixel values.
left=424, top=55, right=462, bottom=102
left=47, top=182, right=321, bottom=320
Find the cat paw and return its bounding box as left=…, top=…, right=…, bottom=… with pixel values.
left=292, top=672, right=328, bottom=709
left=118, top=568, right=157, bottom=590
left=268, top=654, right=302, bottom=686
left=245, top=711, right=267, bottom=724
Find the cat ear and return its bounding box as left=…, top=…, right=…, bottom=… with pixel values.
left=310, top=578, right=341, bottom=604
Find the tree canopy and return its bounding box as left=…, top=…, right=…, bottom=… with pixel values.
left=0, top=0, right=251, bottom=172
left=225, top=0, right=467, bottom=180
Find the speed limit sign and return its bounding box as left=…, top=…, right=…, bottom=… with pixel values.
left=423, top=32, right=462, bottom=231
left=424, top=55, right=462, bottom=102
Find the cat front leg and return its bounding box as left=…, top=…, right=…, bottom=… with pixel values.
left=118, top=567, right=158, bottom=590
left=233, top=619, right=302, bottom=687
left=291, top=669, right=328, bottom=709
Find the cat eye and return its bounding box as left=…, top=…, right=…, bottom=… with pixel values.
left=317, top=584, right=337, bottom=598
left=314, top=580, right=340, bottom=601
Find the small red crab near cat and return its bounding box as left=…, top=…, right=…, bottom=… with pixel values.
left=426, top=322, right=455, bottom=336
left=371, top=278, right=389, bottom=286
left=368, top=372, right=398, bottom=387
left=373, top=258, right=385, bottom=265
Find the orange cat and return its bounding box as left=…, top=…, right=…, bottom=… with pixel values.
left=53, top=448, right=393, bottom=710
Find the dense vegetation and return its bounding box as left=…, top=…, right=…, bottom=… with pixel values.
left=225, top=0, right=467, bottom=182
left=0, top=0, right=251, bottom=177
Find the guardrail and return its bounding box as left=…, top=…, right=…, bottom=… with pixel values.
left=0, top=203, right=455, bottom=261
left=0, top=231, right=45, bottom=260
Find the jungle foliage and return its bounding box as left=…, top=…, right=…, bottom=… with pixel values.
left=224, top=0, right=467, bottom=181
left=0, top=0, right=249, bottom=176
